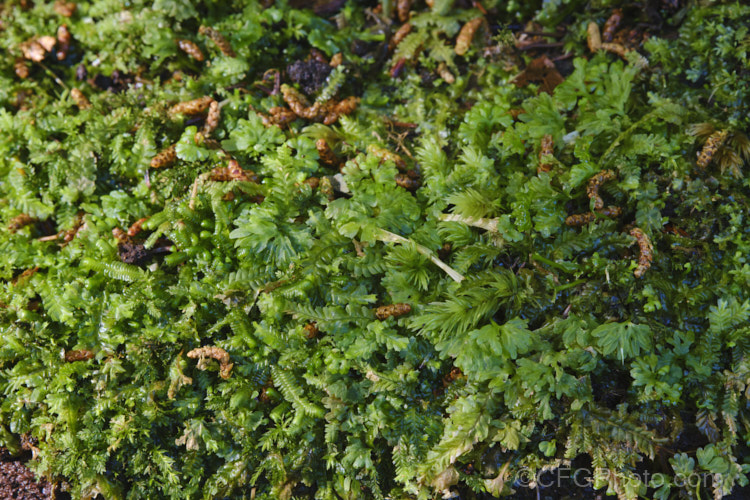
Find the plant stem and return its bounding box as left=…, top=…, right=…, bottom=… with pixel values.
left=439, top=213, right=500, bottom=233
left=600, top=109, right=658, bottom=166
left=375, top=229, right=464, bottom=283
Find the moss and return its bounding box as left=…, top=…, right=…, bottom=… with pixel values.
left=0, top=1, right=749, bottom=499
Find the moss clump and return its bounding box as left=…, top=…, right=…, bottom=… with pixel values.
left=1, top=1, right=749, bottom=498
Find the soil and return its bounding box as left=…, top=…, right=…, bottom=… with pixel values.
left=118, top=242, right=151, bottom=264
left=286, top=59, right=332, bottom=95
left=0, top=449, right=52, bottom=500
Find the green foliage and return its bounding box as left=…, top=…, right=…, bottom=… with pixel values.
left=1, top=1, right=749, bottom=499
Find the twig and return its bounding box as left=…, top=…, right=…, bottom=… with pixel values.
left=189, top=173, right=209, bottom=210
left=518, top=42, right=564, bottom=51
left=439, top=213, right=506, bottom=248
left=553, top=52, right=574, bottom=61
left=386, top=118, right=418, bottom=128
left=472, top=1, right=488, bottom=15
left=439, top=213, right=499, bottom=233
left=375, top=229, right=464, bottom=283
left=36, top=61, right=69, bottom=90
left=520, top=31, right=565, bottom=38
left=253, top=83, right=273, bottom=95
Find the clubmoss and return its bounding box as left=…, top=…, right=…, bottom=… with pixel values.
left=0, top=1, right=749, bottom=499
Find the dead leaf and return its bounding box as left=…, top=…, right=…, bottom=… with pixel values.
left=512, top=55, right=563, bottom=94
left=21, top=40, right=47, bottom=62
left=431, top=466, right=459, bottom=492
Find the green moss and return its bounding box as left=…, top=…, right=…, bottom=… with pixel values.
left=0, top=1, right=749, bottom=499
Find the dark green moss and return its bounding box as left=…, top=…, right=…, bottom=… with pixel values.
left=0, top=1, right=749, bottom=498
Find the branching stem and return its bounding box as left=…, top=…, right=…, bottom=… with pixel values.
left=600, top=110, right=658, bottom=165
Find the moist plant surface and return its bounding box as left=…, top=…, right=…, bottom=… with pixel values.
left=1, top=0, right=750, bottom=499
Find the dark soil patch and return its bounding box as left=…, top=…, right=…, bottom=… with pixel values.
left=287, top=59, right=332, bottom=94
left=0, top=449, right=52, bottom=500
